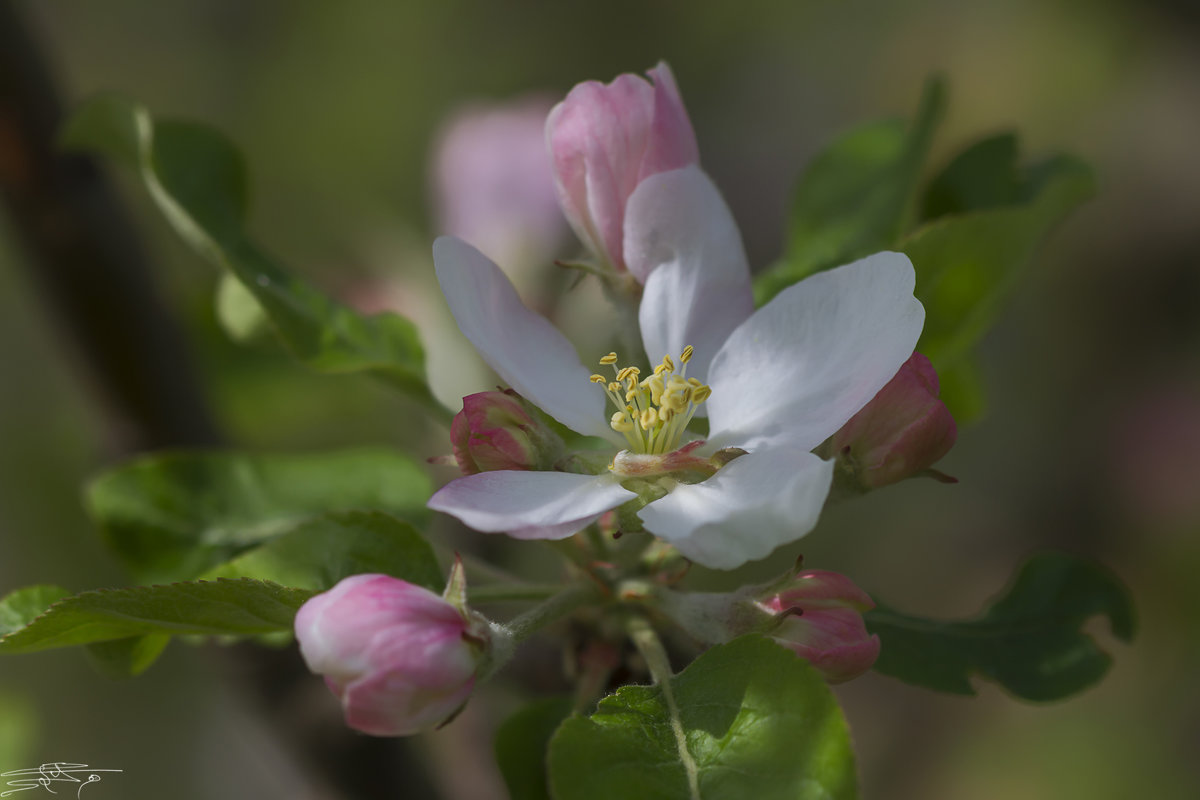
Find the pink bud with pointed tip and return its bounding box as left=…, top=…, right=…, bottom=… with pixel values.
left=759, top=570, right=880, bottom=683
left=450, top=390, right=564, bottom=475
left=546, top=62, right=699, bottom=276
left=294, top=574, right=482, bottom=736
left=830, top=352, right=958, bottom=489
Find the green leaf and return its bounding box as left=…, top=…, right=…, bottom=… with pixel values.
left=60, top=95, right=444, bottom=416
left=215, top=270, right=272, bottom=344
left=905, top=154, right=1096, bottom=371
left=921, top=132, right=1023, bottom=219
left=495, top=697, right=573, bottom=800
left=0, top=585, right=71, bottom=636
left=754, top=75, right=946, bottom=305
left=86, top=634, right=171, bottom=678
left=866, top=553, right=1136, bottom=701
left=0, top=579, right=311, bottom=654
left=200, top=510, right=442, bottom=592
left=548, top=636, right=857, bottom=800
left=85, top=448, right=433, bottom=583
left=934, top=357, right=987, bottom=426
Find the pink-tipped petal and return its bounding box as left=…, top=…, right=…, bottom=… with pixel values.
left=428, top=469, right=635, bottom=540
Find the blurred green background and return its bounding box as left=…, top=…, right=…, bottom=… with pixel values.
left=2, top=0, right=1198, bottom=798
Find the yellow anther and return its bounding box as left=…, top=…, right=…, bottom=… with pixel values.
left=591, top=346, right=712, bottom=454
left=648, top=376, right=665, bottom=405
left=616, top=366, right=640, bottom=382
left=610, top=411, right=634, bottom=432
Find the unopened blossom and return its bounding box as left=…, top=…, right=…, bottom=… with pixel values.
left=427, top=160, right=924, bottom=569
left=432, top=95, right=566, bottom=270
left=827, top=351, right=957, bottom=489
left=294, top=574, right=485, bottom=736
left=546, top=62, right=699, bottom=277
left=451, top=389, right=564, bottom=475
left=759, top=570, right=880, bottom=683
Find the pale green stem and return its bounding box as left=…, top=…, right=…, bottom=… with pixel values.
left=479, top=580, right=603, bottom=682
left=626, top=615, right=701, bottom=800
left=467, top=583, right=563, bottom=604
left=504, top=580, right=602, bottom=644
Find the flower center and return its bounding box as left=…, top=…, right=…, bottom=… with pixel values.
left=590, top=345, right=711, bottom=455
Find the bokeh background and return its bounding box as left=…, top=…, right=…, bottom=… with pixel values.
left=2, top=0, right=1198, bottom=798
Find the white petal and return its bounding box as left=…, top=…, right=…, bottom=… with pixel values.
left=706, top=251, right=924, bottom=451
left=433, top=236, right=618, bottom=441
left=626, top=166, right=754, bottom=385
left=428, top=470, right=635, bottom=540
left=638, top=448, right=833, bottom=570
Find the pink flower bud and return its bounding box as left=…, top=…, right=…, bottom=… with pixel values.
left=759, top=570, right=880, bottom=683
left=450, top=390, right=564, bottom=475
left=546, top=61, right=699, bottom=276
left=294, top=574, right=483, bottom=736
left=829, top=352, right=958, bottom=489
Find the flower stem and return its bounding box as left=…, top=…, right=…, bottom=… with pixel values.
left=626, top=615, right=700, bottom=799
left=467, top=583, right=563, bottom=604
left=504, top=580, right=602, bottom=643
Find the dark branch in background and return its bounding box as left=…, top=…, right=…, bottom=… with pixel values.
left=0, top=1, right=219, bottom=452
left=0, top=7, right=461, bottom=798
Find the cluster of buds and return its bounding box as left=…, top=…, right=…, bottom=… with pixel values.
left=296, top=62, right=964, bottom=738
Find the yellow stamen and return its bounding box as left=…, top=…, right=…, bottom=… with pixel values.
left=590, top=344, right=710, bottom=454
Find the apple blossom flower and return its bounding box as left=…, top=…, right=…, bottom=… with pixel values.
left=427, top=163, right=924, bottom=570
left=826, top=351, right=957, bottom=490
left=546, top=62, right=699, bottom=277
left=294, top=574, right=486, bottom=736
left=758, top=569, right=881, bottom=683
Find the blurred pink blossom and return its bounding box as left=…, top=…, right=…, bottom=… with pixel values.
left=431, top=95, right=566, bottom=269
